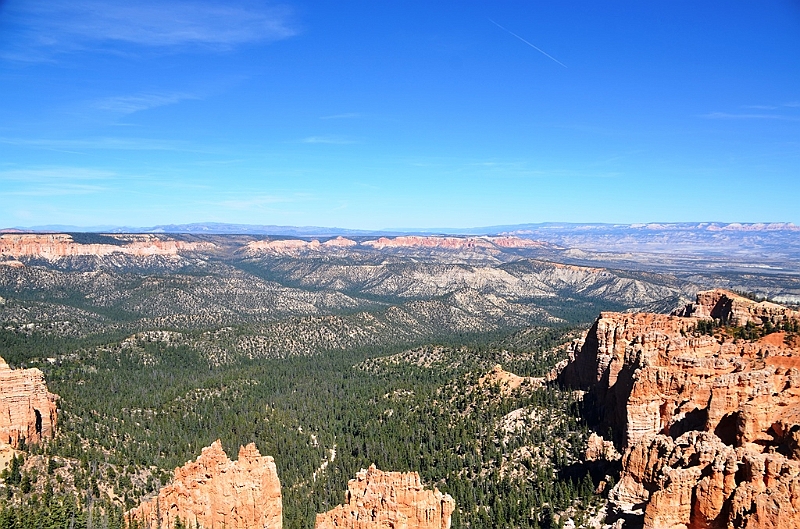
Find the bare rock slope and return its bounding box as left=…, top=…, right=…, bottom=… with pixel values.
left=0, top=355, right=57, bottom=448
left=559, top=290, right=800, bottom=529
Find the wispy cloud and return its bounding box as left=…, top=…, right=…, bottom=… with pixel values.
left=0, top=167, right=116, bottom=196
left=703, top=112, right=799, bottom=121
left=301, top=136, right=358, bottom=145
left=320, top=113, right=361, bottom=120
left=2, top=0, right=297, bottom=60
left=93, top=93, right=198, bottom=115
left=0, top=167, right=117, bottom=181
left=0, top=137, right=195, bottom=152
left=219, top=194, right=295, bottom=210
left=741, top=105, right=778, bottom=110
left=703, top=102, right=800, bottom=121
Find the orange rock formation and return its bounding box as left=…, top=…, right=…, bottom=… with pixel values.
left=361, top=235, right=546, bottom=251
left=479, top=364, right=544, bottom=395
left=128, top=440, right=282, bottom=529
left=559, top=290, right=800, bottom=529
left=315, top=464, right=455, bottom=529
left=245, top=236, right=358, bottom=254
left=0, top=356, right=58, bottom=448
left=0, top=234, right=211, bottom=260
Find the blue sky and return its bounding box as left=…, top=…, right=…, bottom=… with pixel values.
left=1, top=1, right=799, bottom=229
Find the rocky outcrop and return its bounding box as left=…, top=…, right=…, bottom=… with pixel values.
left=245, top=237, right=357, bottom=254
left=128, top=440, right=282, bottom=529
left=315, top=464, right=455, bottom=529
left=361, top=235, right=546, bottom=251
left=0, top=356, right=58, bottom=447
left=0, top=234, right=211, bottom=260
left=559, top=290, right=800, bottom=528
left=479, top=364, right=544, bottom=395
left=675, top=289, right=800, bottom=327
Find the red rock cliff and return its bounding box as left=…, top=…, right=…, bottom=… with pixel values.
left=559, top=290, right=800, bottom=529
left=128, top=440, right=282, bottom=529
left=0, top=234, right=211, bottom=260
left=315, top=464, right=455, bottom=529
left=0, top=356, right=58, bottom=447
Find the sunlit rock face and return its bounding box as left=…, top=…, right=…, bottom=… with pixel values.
left=128, top=440, right=282, bottom=529
left=315, top=464, right=455, bottom=529
left=0, top=356, right=58, bottom=448
left=0, top=233, right=212, bottom=260
left=559, top=290, right=800, bottom=529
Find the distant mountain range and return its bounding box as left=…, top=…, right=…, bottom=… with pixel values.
left=5, top=221, right=798, bottom=236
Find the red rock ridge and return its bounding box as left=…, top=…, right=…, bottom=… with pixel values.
left=128, top=440, right=282, bottom=529
left=315, top=464, right=455, bottom=529
left=0, top=234, right=212, bottom=260
left=245, top=236, right=357, bottom=254
left=361, top=235, right=545, bottom=250
left=0, top=356, right=58, bottom=448
left=559, top=289, right=800, bottom=529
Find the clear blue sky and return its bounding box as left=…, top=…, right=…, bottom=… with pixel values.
left=1, top=1, right=799, bottom=229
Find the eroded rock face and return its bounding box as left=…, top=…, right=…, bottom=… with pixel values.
left=0, top=356, right=58, bottom=447
left=675, top=289, right=800, bottom=327
left=559, top=290, right=800, bottom=529
left=315, top=464, right=455, bottom=529
left=0, top=234, right=211, bottom=261
left=245, top=236, right=357, bottom=254
left=361, top=235, right=546, bottom=251
left=128, top=440, right=282, bottom=529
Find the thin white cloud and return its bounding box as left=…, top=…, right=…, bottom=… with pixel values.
left=219, top=195, right=295, bottom=210
left=0, top=167, right=117, bottom=181
left=703, top=112, right=799, bottom=121
left=0, top=137, right=195, bottom=151
left=2, top=0, right=297, bottom=59
left=301, top=136, right=358, bottom=145
left=93, top=93, right=198, bottom=115
left=741, top=105, right=778, bottom=110
left=5, top=184, right=107, bottom=197
left=0, top=167, right=116, bottom=196
left=320, top=113, right=361, bottom=120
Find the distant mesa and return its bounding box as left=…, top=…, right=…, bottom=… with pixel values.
left=558, top=289, right=800, bottom=529
left=241, top=234, right=547, bottom=255
left=127, top=440, right=282, bottom=529
left=315, top=464, right=455, bottom=529
left=0, top=233, right=213, bottom=260
left=0, top=355, right=58, bottom=448
left=244, top=236, right=357, bottom=254
left=361, top=235, right=547, bottom=251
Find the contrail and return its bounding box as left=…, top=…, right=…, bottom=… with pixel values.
left=489, top=19, right=567, bottom=68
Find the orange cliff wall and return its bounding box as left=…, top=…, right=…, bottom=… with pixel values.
left=0, top=234, right=212, bottom=260
left=0, top=356, right=58, bottom=448
left=558, top=289, right=800, bottom=529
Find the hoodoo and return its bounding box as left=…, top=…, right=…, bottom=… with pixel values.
left=128, top=440, right=282, bottom=529
left=0, top=355, right=58, bottom=448
left=559, top=289, right=800, bottom=529
left=315, top=464, right=455, bottom=529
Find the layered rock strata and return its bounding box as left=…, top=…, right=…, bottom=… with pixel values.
left=128, top=440, right=282, bottom=529
left=0, top=234, right=211, bottom=260
left=0, top=356, right=58, bottom=447
left=315, top=464, right=455, bottom=529
left=559, top=290, right=800, bottom=529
